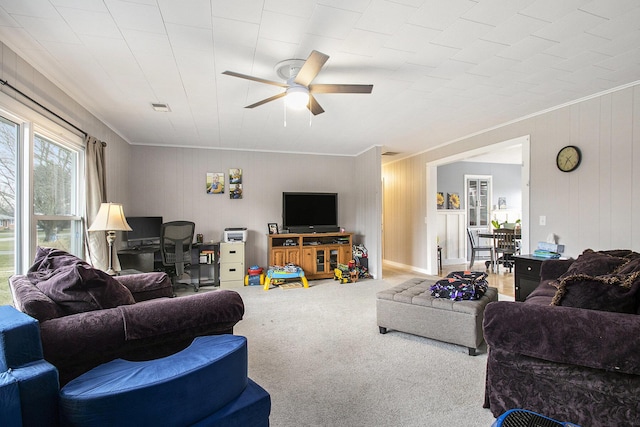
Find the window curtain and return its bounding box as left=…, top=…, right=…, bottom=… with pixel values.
left=84, top=136, right=120, bottom=271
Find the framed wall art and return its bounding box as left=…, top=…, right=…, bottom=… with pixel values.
left=229, top=168, right=242, bottom=199
left=206, top=172, right=224, bottom=194
left=447, top=192, right=460, bottom=210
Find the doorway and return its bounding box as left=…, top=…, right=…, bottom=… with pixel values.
left=425, top=135, right=530, bottom=275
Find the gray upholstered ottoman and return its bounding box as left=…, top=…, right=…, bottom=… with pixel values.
left=376, top=277, right=498, bottom=355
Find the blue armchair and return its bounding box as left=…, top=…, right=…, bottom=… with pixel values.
left=0, top=305, right=271, bottom=426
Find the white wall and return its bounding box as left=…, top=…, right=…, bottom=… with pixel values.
left=128, top=146, right=381, bottom=273
left=383, top=83, right=640, bottom=272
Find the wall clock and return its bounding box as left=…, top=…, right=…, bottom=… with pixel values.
left=556, top=145, right=581, bottom=172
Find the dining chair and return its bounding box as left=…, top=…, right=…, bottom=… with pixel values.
left=492, top=228, right=519, bottom=273
left=467, top=228, right=494, bottom=271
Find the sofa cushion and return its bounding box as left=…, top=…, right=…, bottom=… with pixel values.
left=551, top=273, right=640, bottom=314
left=28, top=247, right=135, bottom=316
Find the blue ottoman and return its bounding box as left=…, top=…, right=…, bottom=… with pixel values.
left=60, top=334, right=270, bottom=426
left=0, top=306, right=59, bottom=427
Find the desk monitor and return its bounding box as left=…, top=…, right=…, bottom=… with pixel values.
left=125, top=216, right=163, bottom=246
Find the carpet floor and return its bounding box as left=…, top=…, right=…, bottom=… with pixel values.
left=232, top=278, right=498, bottom=427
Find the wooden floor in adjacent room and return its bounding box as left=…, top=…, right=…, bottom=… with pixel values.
left=383, top=259, right=515, bottom=299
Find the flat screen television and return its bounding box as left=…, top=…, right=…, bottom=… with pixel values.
left=282, top=192, right=339, bottom=233
left=124, top=216, right=163, bottom=245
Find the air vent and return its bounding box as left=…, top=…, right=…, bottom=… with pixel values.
left=151, top=103, right=171, bottom=112
left=382, top=151, right=400, bottom=156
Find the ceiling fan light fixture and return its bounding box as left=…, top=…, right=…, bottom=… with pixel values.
left=285, top=85, right=309, bottom=110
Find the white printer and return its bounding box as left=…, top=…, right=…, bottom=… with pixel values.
left=224, top=227, right=247, bottom=242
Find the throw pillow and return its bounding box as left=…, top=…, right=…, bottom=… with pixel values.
left=559, top=249, right=627, bottom=279
left=36, top=263, right=135, bottom=315
left=614, top=256, right=640, bottom=275
left=30, top=247, right=135, bottom=316
left=551, top=273, right=640, bottom=314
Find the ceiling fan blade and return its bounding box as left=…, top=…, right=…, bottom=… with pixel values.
left=245, top=92, right=287, bottom=109
left=307, top=94, right=325, bottom=115
left=294, top=50, right=329, bottom=86
left=309, top=84, right=373, bottom=94
left=222, top=70, right=288, bottom=88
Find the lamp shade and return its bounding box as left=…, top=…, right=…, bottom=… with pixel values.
left=88, top=203, right=132, bottom=232
left=285, top=85, right=309, bottom=109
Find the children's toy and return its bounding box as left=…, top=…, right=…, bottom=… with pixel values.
left=244, top=265, right=265, bottom=286
left=264, top=264, right=308, bottom=290
left=334, top=264, right=350, bottom=283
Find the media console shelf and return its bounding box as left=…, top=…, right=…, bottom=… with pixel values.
left=268, top=232, right=353, bottom=280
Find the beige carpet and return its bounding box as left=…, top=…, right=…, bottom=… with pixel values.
left=232, top=277, right=497, bottom=427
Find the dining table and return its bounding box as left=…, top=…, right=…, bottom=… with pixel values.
left=477, top=230, right=522, bottom=272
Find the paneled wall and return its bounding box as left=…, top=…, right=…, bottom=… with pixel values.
left=354, top=146, right=382, bottom=278
left=437, top=211, right=466, bottom=265
left=128, top=146, right=381, bottom=276
left=383, top=83, right=640, bottom=273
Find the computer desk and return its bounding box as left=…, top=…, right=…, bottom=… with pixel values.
left=118, top=245, right=161, bottom=272
left=117, top=243, right=219, bottom=286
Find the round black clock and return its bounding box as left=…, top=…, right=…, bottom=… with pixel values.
left=556, top=145, right=581, bottom=172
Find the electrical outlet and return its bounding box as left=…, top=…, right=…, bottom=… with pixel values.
left=539, top=215, right=546, bottom=226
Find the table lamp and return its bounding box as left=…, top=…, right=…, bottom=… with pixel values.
left=88, top=202, right=132, bottom=275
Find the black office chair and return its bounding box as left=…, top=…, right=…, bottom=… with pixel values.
left=160, top=221, right=196, bottom=294
left=467, top=228, right=494, bottom=271
left=493, top=228, right=519, bottom=273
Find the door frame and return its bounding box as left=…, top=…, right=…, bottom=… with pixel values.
left=426, top=135, right=530, bottom=275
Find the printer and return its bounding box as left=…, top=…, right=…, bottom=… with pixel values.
left=224, top=227, right=247, bottom=242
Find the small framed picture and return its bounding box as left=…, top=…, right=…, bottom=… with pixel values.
left=498, top=197, right=507, bottom=209
left=268, top=223, right=279, bottom=235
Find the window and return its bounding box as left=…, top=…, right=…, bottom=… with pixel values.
left=0, top=97, right=84, bottom=306
left=0, top=116, right=19, bottom=302
left=33, top=133, right=83, bottom=256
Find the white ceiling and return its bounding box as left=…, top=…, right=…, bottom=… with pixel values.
left=0, top=0, right=638, bottom=164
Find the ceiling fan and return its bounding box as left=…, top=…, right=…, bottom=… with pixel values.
left=222, top=50, right=373, bottom=115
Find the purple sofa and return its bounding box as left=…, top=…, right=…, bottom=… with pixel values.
left=483, top=249, right=640, bottom=427
left=10, top=247, right=245, bottom=386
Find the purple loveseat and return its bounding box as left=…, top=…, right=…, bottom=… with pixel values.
left=483, top=249, right=640, bottom=427
left=10, top=247, right=245, bottom=386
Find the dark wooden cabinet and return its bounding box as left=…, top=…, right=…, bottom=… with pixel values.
left=514, top=255, right=544, bottom=302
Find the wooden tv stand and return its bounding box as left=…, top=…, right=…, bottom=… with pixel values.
left=267, top=232, right=353, bottom=280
